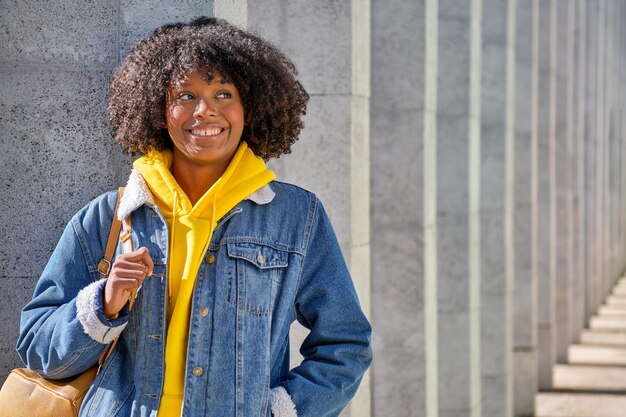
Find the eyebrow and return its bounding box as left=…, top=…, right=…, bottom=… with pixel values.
left=174, top=78, right=228, bottom=88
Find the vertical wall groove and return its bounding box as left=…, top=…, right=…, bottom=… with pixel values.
left=424, top=1, right=439, bottom=416
left=469, top=0, right=482, bottom=415
left=504, top=0, right=516, bottom=414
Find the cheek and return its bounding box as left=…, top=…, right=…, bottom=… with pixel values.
left=165, top=106, right=187, bottom=128
left=226, top=106, right=245, bottom=129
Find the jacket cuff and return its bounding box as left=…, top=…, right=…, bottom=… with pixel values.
left=76, top=279, right=129, bottom=344
left=270, top=386, right=297, bottom=417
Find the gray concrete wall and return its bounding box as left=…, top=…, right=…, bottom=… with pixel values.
left=0, top=0, right=221, bottom=383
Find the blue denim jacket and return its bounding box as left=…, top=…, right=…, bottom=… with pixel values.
left=16, top=172, right=372, bottom=417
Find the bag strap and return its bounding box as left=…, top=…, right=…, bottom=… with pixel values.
left=97, top=187, right=125, bottom=279
left=96, top=187, right=135, bottom=374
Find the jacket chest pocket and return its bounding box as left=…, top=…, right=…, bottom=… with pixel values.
left=226, top=242, right=288, bottom=315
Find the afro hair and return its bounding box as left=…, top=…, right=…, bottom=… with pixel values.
left=108, top=17, right=309, bottom=160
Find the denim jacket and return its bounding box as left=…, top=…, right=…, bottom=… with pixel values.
left=17, top=171, right=372, bottom=417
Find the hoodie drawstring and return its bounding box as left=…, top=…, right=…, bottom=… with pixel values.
left=168, top=190, right=178, bottom=307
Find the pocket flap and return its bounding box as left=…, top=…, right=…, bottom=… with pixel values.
left=227, top=242, right=288, bottom=269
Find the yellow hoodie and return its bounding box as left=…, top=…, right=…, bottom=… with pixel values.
left=133, top=141, right=275, bottom=416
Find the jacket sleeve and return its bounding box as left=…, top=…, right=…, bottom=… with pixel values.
left=16, top=195, right=130, bottom=379
left=271, top=197, right=372, bottom=417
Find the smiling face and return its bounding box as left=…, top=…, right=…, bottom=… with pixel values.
left=164, top=69, right=244, bottom=172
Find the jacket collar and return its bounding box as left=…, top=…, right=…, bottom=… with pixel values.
left=117, top=169, right=275, bottom=221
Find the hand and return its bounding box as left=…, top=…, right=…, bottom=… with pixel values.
left=103, top=247, right=154, bottom=317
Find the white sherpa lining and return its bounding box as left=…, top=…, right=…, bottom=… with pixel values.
left=247, top=185, right=276, bottom=204
left=270, top=386, right=298, bottom=417
left=118, top=169, right=275, bottom=220
left=117, top=169, right=154, bottom=220
left=76, top=280, right=127, bottom=344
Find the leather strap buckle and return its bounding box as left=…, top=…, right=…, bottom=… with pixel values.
left=97, top=258, right=112, bottom=278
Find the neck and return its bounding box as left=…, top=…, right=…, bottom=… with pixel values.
left=171, top=156, right=230, bottom=206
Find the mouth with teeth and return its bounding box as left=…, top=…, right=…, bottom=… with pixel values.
left=188, top=127, right=227, bottom=138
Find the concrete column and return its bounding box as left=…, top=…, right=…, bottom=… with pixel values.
left=607, top=0, right=620, bottom=284
left=480, top=0, right=515, bottom=416
left=619, top=0, right=625, bottom=277
left=618, top=0, right=626, bottom=273
left=573, top=0, right=588, bottom=338
left=614, top=2, right=626, bottom=276
left=247, top=1, right=371, bottom=415
left=616, top=0, right=623, bottom=277
left=566, top=0, right=580, bottom=347
left=595, top=0, right=607, bottom=306
left=605, top=0, right=615, bottom=292
left=512, top=1, right=537, bottom=414
left=430, top=1, right=482, bottom=415
left=370, top=0, right=425, bottom=415
left=615, top=0, right=620, bottom=277
left=536, top=0, right=556, bottom=390
left=554, top=0, right=572, bottom=363
left=610, top=0, right=617, bottom=280
left=617, top=2, right=626, bottom=274
left=603, top=0, right=612, bottom=290
left=584, top=0, right=598, bottom=323
left=615, top=0, right=622, bottom=278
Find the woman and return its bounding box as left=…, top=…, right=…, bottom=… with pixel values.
left=16, top=17, right=371, bottom=417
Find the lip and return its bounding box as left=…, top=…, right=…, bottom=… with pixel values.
left=186, top=125, right=228, bottom=139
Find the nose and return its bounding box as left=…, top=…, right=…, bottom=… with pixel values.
left=193, top=99, right=217, bottom=120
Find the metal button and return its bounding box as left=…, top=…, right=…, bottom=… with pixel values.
left=205, top=254, right=215, bottom=264
left=192, top=367, right=203, bottom=377
left=257, top=255, right=265, bottom=265
left=199, top=307, right=209, bottom=317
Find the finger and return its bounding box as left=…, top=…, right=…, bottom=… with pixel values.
left=141, top=250, right=154, bottom=276
left=113, top=259, right=149, bottom=272
left=109, top=277, right=144, bottom=292
left=111, top=268, right=147, bottom=280
left=119, top=247, right=154, bottom=276
left=131, top=247, right=154, bottom=276
left=120, top=247, right=151, bottom=263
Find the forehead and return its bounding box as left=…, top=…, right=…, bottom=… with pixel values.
left=169, top=69, right=230, bottom=89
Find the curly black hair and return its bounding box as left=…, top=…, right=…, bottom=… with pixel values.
left=108, top=17, right=309, bottom=160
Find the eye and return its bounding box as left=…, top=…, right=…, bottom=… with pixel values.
left=176, top=92, right=195, bottom=101
left=216, top=91, right=233, bottom=99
